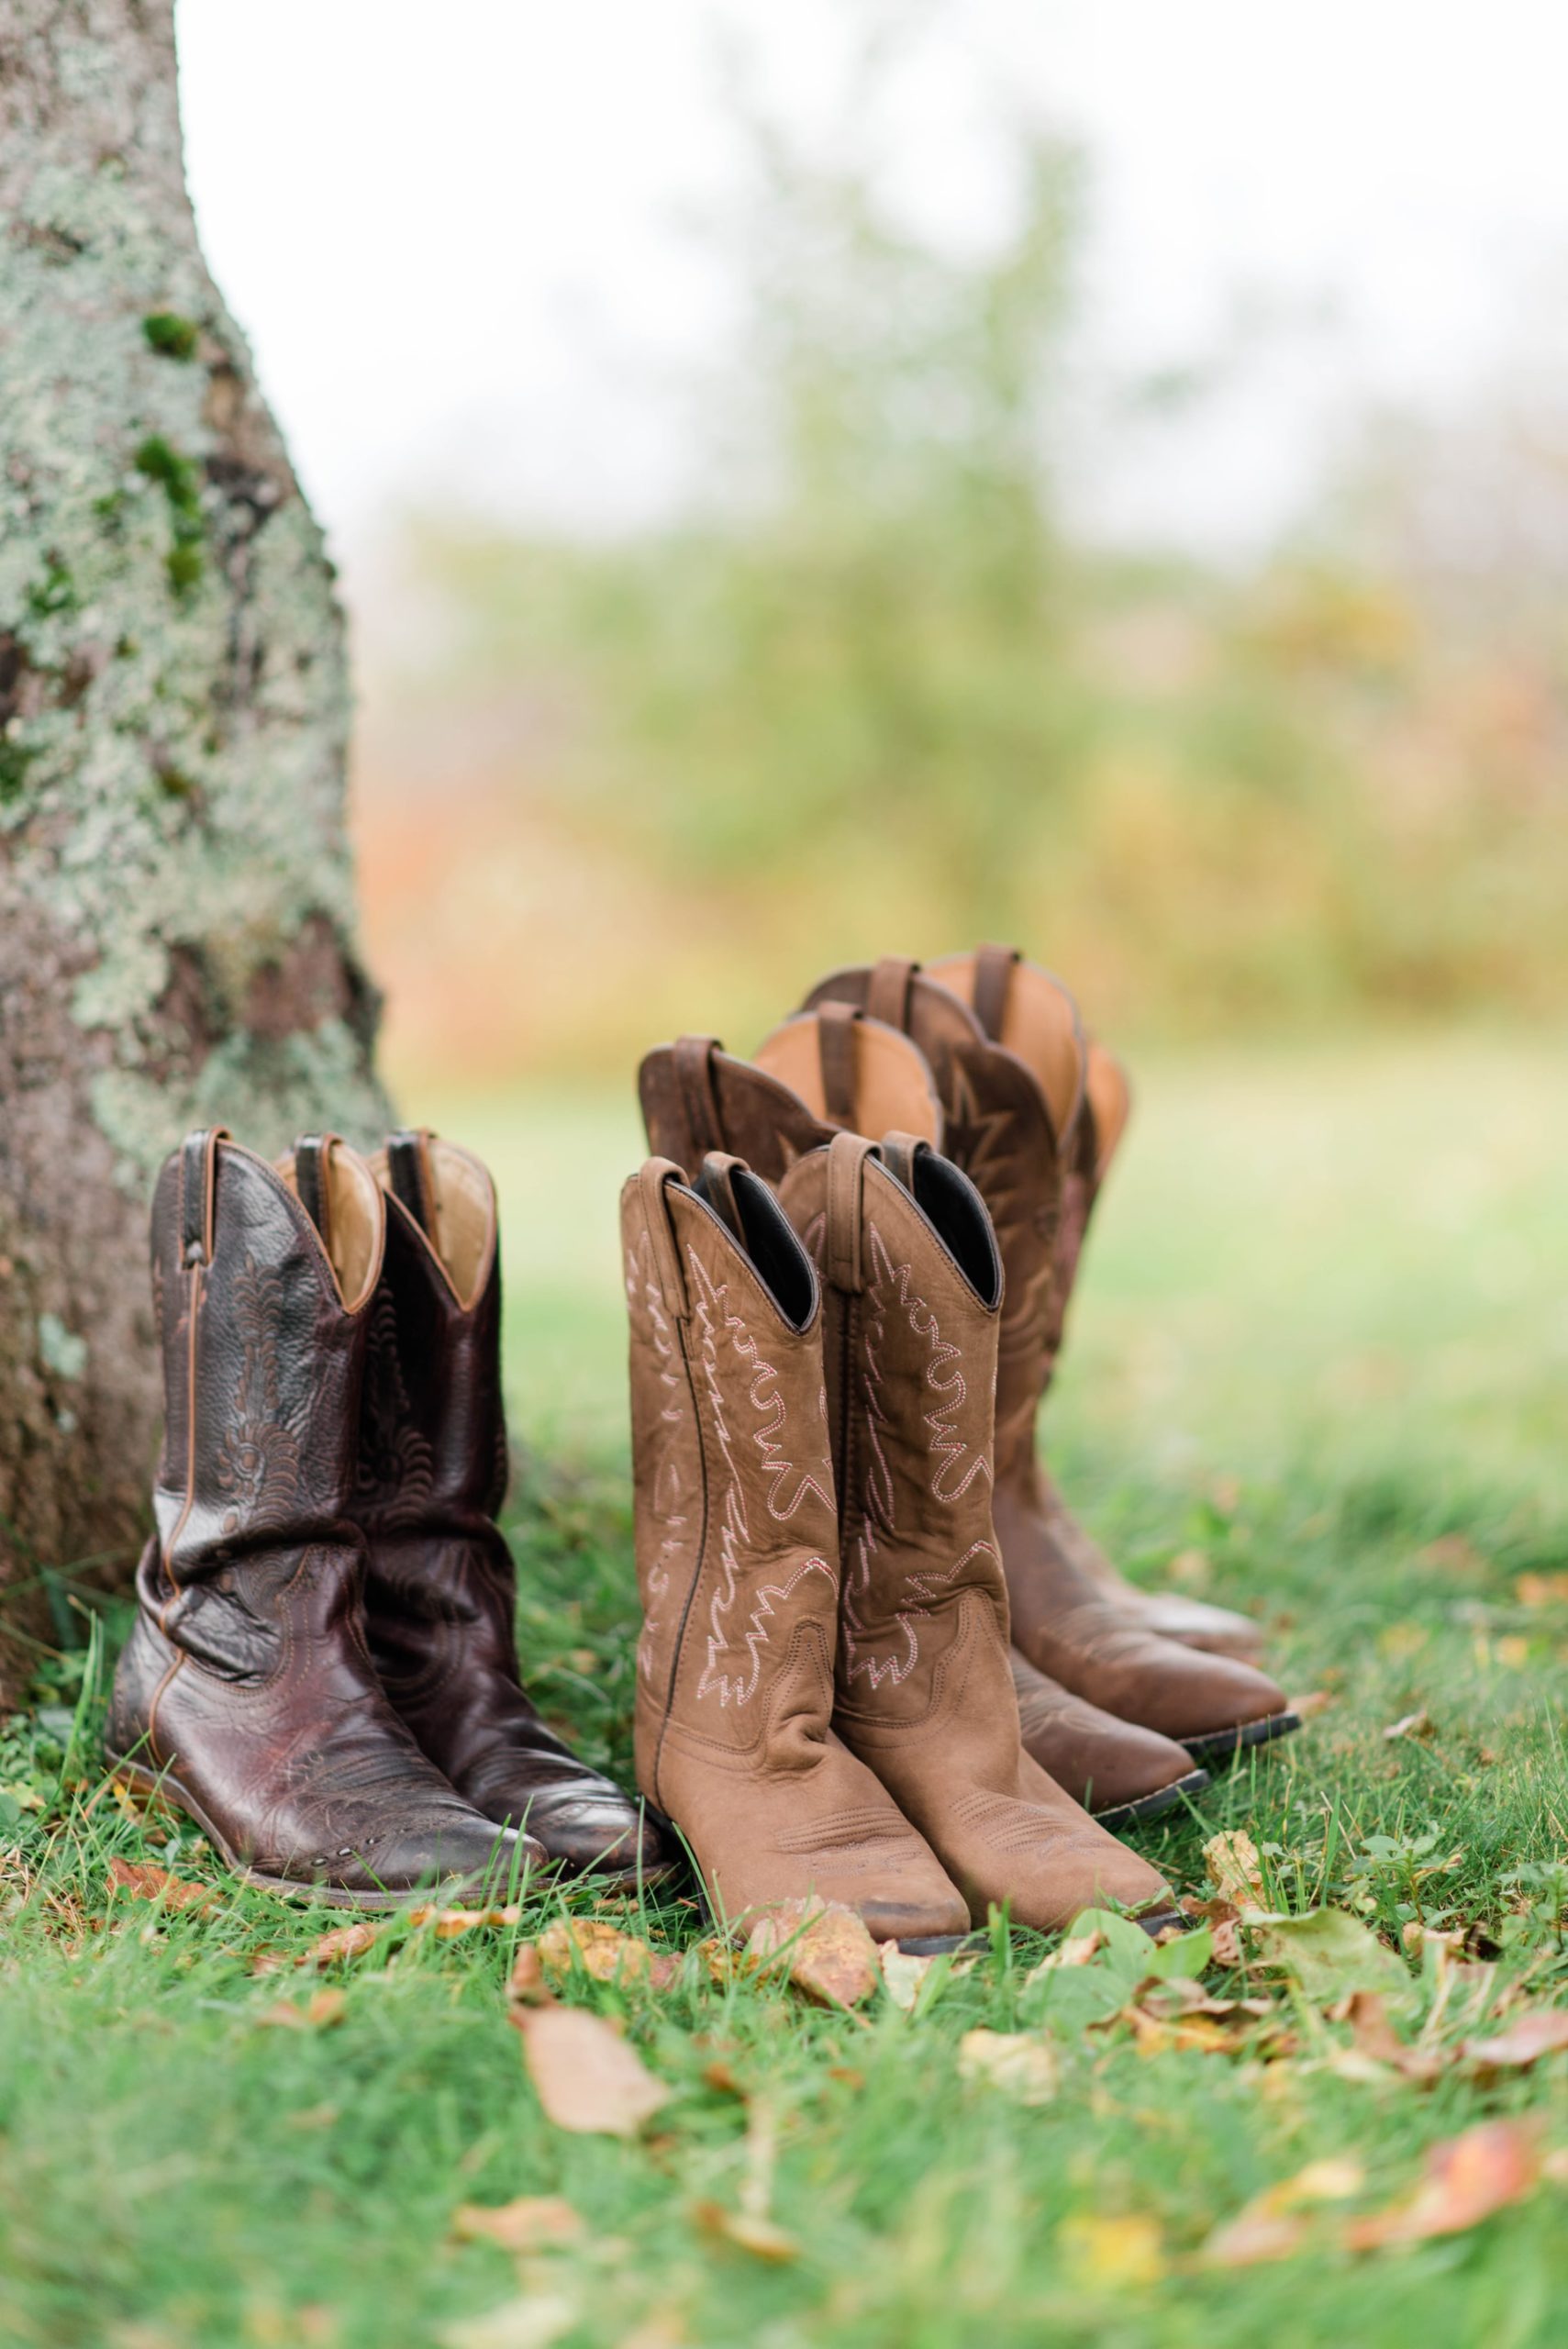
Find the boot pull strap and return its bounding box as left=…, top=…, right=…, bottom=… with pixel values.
left=817, top=1000, right=862, bottom=1128
left=695, top=1150, right=747, bottom=1242
left=866, top=954, right=918, bottom=1031
left=673, top=1035, right=725, bottom=1163
left=637, top=1158, right=690, bottom=1321
left=295, top=1131, right=344, bottom=1257
left=878, top=1129, right=929, bottom=1196
left=179, top=1126, right=229, bottom=1266
left=385, top=1128, right=436, bottom=1232
left=972, top=943, right=1020, bottom=1041
left=825, top=1130, right=875, bottom=1294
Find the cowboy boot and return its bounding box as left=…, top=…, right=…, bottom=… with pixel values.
left=622, top=1152, right=970, bottom=1945
left=340, top=1129, right=668, bottom=1882
left=643, top=1026, right=1209, bottom=1823
left=776, top=1130, right=1180, bottom=1933
left=106, top=1129, right=540, bottom=1908
left=797, top=960, right=1296, bottom=1765
left=928, top=946, right=1263, bottom=1661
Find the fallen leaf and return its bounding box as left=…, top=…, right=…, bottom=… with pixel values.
left=512, top=2005, right=671, bottom=2136
left=295, top=1921, right=380, bottom=1971
left=256, top=1987, right=347, bottom=2032
left=1347, top=2121, right=1540, bottom=2250
left=438, top=2295, right=579, bottom=2349
left=1250, top=1908, right=1415, bottom=2009
left=1418, top=1535, right=1486, bottom=1576
left=1024, top=1929, right=1105, bottom=1983
left=1288, top=1689, right=1334, bottom=1720
left=958, top=2029, right=1057, bottom=2105
left=1167, top=1547, right=1211, bottom=1589
left=451, top=2197, right=584, bottom=2253
left=408, top=1904, right=522, bottom=1939
left=536, top=1917, right=681, bottom=1990
left=1496, top=1635, right=1530, bottom=1670
left=1515, top=1571, right=1568, bottom=1608
left=1200, top=2157, right=1364, bottom=2268
left=879, top=1941, right=935, bottom=2012
left=1058, top=2210, right=1165, bottom=2287
left=743, top=1900, right=878, bottom=2009
left=691, top=2202, right=798, bottom=2262
left=1205, top=1831, right=1265, bottom=1908
left=506, top=1944, right=552, bottom=2008
left=106, top=1857, right=217, bottom=1913
left=1462, top=2009, right=1568, bottom=2072
left=1383, top=1709, right=1434, bottom=1742
left=1336, top=1991, right=1444, bottom=2082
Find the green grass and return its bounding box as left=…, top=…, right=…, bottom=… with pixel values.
left=4, top=1036, right=1568, bottom=2348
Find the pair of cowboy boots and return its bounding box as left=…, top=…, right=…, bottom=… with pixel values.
left=639, top=951, right=1297, bottom=1826
left=622, top=1130, right=1181, bottom=1945
left=109, top=1125, right=666, bottom=1908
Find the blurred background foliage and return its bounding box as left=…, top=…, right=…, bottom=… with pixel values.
left=350, top=34, right=1568, bottom=1090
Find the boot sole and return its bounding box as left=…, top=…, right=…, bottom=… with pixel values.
left=1180, top=1711, right=1302, bottom=1769
left=110, top=1761, right=537, bottom=1914
left=1093, top=1767, right=1210, bottom=1833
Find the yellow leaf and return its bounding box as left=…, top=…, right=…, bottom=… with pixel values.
left=1204, top=1831, right=1264, bottom=1907
left=106, top=1857, right=217, bottom=1913
left=1059, top=2210, right=1165, bottom=2288
left=744, top=1899, right=879, bottom=2009
left=878, top=1941, right=935, bottom=2011
left=536, top=1917, right=681, bottom=1990
left=408, top=1904, right=522, bottom=1939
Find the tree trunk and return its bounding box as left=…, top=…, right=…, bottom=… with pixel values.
left=0, top=0, right=391, bottom=1705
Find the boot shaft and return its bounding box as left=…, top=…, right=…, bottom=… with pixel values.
left=777, top=1134, right=1009, bottom=1699
left=621, top=1154, right=843, bottom=1798
left=639, top=1019, right=939, bottom=1183
left=356, top=1130, right=509, bottom=1532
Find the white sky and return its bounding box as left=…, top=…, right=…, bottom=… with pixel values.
left=176, top=0, right=1568, bottom=571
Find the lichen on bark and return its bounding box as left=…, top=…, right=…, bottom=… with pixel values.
left=0, top=0, right=391, bottom=1701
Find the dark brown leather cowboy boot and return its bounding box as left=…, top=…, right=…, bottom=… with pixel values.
left=776, top=1130, right=1180, bottom=1933
left=622, top=1152, right=970, bottom=1945
left=929, top=946, right=1263, bottom=1662
left=797, top=959, right=1296, bottom=1765
left=343, top=1129, right=668, bottom=1882
left=107, top=1129, right=541, bottom=1908
left=641, top=1027, right=1208, bottom=1823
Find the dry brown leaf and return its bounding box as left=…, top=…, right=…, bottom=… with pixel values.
left=1462, top=2008, right=1568, bottom=2071
left=1382, top=1709, right=1434, bottom=1742
left=407, top=1904, right=522, bottom=1939
left=958, top=2029, right=1057, bottom=2105
left=1200, top=2156, right=1363, bottom=2268
left=506, top=1943, right=553, bottom=2008
left=879, top=1941, right=935, bottom=2012
left=536, top=1916, right=682, bottom=1990
left=256, top=1987, right=347, bottom=2032
left=1346, top=2121, right=1540, bottom=2251
left=106, top=1857, right=217, bottom=1913
left=743, top=1899, right=878, bottom=2010
left=1288, top=1689, right=1334, bottom=1719
left=451, top=2196, right=584, bottom=2253
left=1204, top=1831, right=1265, bottom=1908
left=1337, top=1989, right=1445, bottom=2082
left=691, top=2201, right=798, bottom=2263
left=1025, top=1929, right=1105, bottom=1984
left=513, top=2004, right=671, bottom=2136
left=1516, top=1570, right=1568, bottom=1608
left=283, top=1920, right=381, bottom=1972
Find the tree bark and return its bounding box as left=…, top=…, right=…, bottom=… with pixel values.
left=0, top=0, right=391, bottom=1704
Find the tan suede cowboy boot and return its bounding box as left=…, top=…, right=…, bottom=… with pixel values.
left=640, top=1025, right=1208, bottom=1825
left=928, top=946, right=1263, bottom=1662
left=108, top=1130, right=541, bottom=1908
left=621, top=1152, right=970, bottom=1945
left=776, top=1130, right=1180, bottom=1933
left=344, top=1129, right=668, bottom=1882
left=797, top=960, right=1296, bottom=1765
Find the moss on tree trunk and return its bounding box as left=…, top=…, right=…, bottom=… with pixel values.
left=0, top=0, right=391, bottom=1702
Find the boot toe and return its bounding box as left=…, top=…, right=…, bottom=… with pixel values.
left=500, top=1784, right=674, bottom=1879
left=352, top=1812, right=542, bottom=1901
left=858, top=1886, right=973, bottom=1944
left=1133, top=1591, right=1266, bottom=1659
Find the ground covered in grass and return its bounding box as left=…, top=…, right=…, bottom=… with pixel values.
left=3, top=1039, right=1567, bottom=2349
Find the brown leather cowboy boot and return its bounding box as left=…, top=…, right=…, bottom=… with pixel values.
left=622, top=1151, right=971, bottom=1945
left=107, top=1129, right=541, bottom=1908
left=776, top=1130, right=1180, bottom=1934
left=797, top=959, right=1296, bottom=1765
left=928, top=946, right=1263, bottom=1662
left=340, top=1128, right=668, bottom=1882
left=641, top=1026, right=1208, bottom=1824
